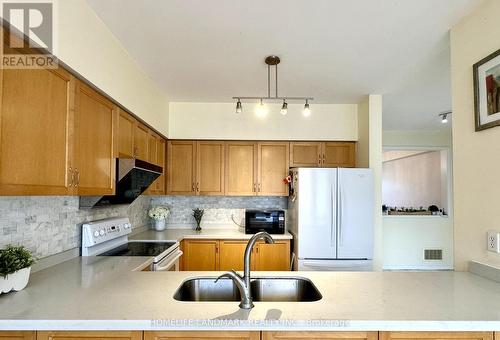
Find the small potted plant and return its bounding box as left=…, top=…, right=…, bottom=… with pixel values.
left=193, top=208, right=204, bottom=232
left=148, top=206, right=170, bottom=231
left=0, top=245, right=35, bottom=294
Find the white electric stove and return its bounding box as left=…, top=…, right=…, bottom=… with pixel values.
left=81, top=217, right=182, bottom=271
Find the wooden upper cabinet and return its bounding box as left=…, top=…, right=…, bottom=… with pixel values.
left=290, top=142, right=322, bottom=167
left=0, top=67, right=75, bottom=195
left=323, top=142, right=356, bottom=167
left=154, top=138, right=166, bottom=194
left=225, top=142, right=257, bottom=196
left=290, top=141, right=356, bottom=168
left=197, top=141, right=225, bottom=195
left=37, top=331, right=142, bottom=340
left=74, top=81, right=117, bottom=196
left=167, top=141, right=196, bottom=195
left=254, top=241, right=290, bottom=271
left=257, top=142, right=289, bottom=196
left=134, top=122, right=149, bottom=161
left=117, top=110, right=136, bottom=158
left=181, top=240, right=219, bottom=271
left=147, top=135, right=166, bottom=195
left=148, top=132, right=159, bottom=164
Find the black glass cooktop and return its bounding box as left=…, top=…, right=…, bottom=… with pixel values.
left=99, top=241, right=175, bottom=257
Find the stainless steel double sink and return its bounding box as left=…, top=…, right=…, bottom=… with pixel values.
left=174, top=277, right=322, bottom=302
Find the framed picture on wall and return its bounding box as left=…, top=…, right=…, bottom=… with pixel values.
left=473, top=48, right=500, bottom=131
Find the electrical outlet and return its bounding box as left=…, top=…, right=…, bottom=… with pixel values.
left=487, top=231, right=500, bottom=253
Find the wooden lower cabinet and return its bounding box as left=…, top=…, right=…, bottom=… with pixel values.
left=180, top=239, right=219, bottom=271
left=254, top=240, right=291, bottom=271
left=379, top=332, right=494, bottom=340
left=144, top=331, right=260, bottom=340
left=36, top=332, right=142, bottom=340
left=0, top=331, right=496, bottom=340
left=263, top=332, right=378, bottom=340
left=0, top=332, right=35, bottom=340
left=219, top=240, right=255, bottom=271
left=181, top=239, right=290, bottom=271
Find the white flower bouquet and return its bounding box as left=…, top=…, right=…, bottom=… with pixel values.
left=148, top=206, right=170, bottom=220
left=149, top=206, right=170, bottom=231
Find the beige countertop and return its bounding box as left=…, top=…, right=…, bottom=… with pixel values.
left=130, top=228, right=293, bottom=242
left=1, top=255, right=500, bottom=331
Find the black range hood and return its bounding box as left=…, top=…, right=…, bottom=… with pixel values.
left=80, top=158, right=162, bottom=209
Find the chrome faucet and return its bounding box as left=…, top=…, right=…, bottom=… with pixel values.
left=215, top=231, right=275, bottom=309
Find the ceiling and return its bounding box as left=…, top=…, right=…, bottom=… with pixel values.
left=87, top=0, right=481, bottom=130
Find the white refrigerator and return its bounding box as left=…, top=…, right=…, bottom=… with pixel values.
left=288, top=168, right=374, bottom=271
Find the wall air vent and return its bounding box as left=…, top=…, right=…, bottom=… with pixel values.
left=424, top=249, right=443, bottom=261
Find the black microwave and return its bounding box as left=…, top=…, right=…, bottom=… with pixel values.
left=245, top=210, right=285, bottom=234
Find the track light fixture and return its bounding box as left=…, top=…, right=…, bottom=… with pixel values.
left=280, top=100, right=288, bottom=115
left=233, top=55, right=313, bottom=117
left=439, top=111, right=451, bottom=124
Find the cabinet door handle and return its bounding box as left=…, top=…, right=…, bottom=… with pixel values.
left=253, top=183, right=256, bottom=192
left=68, top=167, right=73, bottom=187
left=196, top=182, right=199, bottom=192
left=318, top=155, right=321, bottom=166
left=258, top=183, right=261, bottom=192
left=322, top=154, right=326, bottom=164
left=192, top=182, right=195, bottom=192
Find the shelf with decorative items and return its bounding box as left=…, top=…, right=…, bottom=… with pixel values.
left=0, top=245, right=35, bottom=295
left=148, top=206, right=171, bottom=231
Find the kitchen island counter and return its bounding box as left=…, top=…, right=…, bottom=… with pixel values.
left=1, top=256, right=500, bottom=331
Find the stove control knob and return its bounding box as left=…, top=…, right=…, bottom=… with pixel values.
left=124, top=223, right=131, bottom=229
left=93, top=230, right=99, bottom=238
left=99, top=229, right=105, bottom=236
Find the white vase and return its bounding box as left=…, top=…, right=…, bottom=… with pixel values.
left=0, top=267, right=31, bottom=294
left=154, top=218, right=166, bottom=231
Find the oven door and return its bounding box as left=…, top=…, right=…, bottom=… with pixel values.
left=152, top=249, right=183, bottom=271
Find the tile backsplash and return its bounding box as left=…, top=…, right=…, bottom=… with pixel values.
left=0, top=195, right=287, bottom=259
left=0, top=196, right=151, bottom=259
left=151, top=196, right=288, bottom=228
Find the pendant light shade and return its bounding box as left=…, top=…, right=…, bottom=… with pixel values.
left=255, top=99, right=267, bottom=117
left=236, top=99, right=242, bottom=114
left=303, top=100, right=311, bottom=117
left=280, top=100, right=288, bottom=115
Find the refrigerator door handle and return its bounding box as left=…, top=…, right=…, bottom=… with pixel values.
left=338, top=183, right=343, bottom=247
left=330, top=181, right=335, bottom=247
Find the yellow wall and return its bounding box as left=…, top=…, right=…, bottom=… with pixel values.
left=368, top=95, right=383, bottom=271
left=57, top=0, right=169, bottom=135
left=357, top=98, right=369, bottom=167
left=383, top=130, right=452, bottom=147
left=168, top=102, right=358, bottom=140
left=451, top=0, right=500, bottom=270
